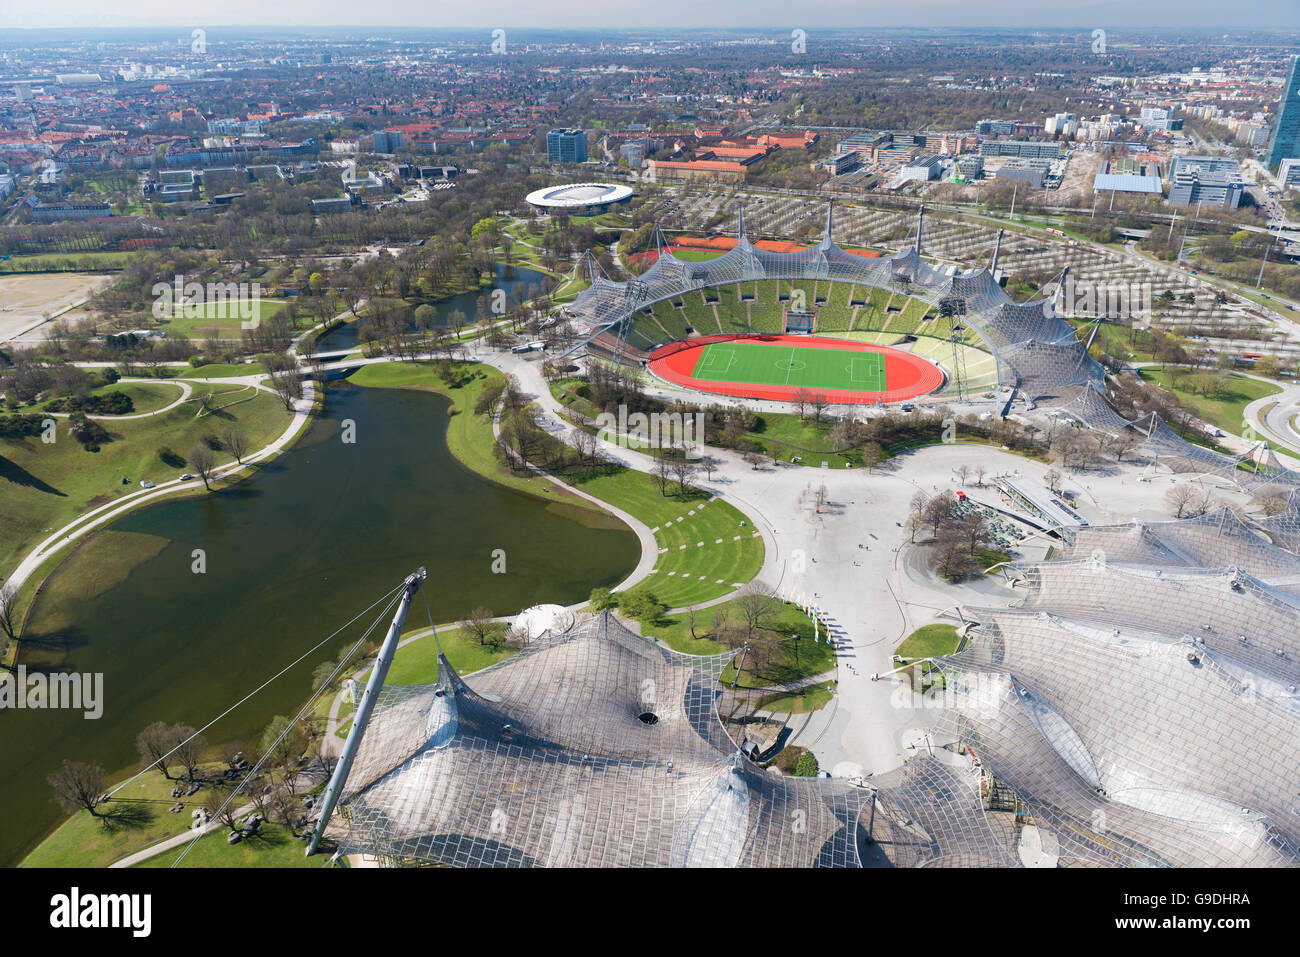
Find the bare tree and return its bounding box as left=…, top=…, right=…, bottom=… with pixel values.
left=791, top=387, right=812, bottom=420
left=733, top=581, right=779, bottom=641
left=0, top=581, right=17, bottom=644
left=48, top=760, right=106, bottom=817
left=187, top=443, right=216, bottom=490
left=204, top=783, right=240, bottom=832
left=136, top=721, right=177, bottom=779
left=669, top=456, right=699, bottom=495
left=171, top=724, right=207, bottom=782
left=652, top=450, right=673, bottom=495
left=1164, top=484, right=1196, bottom=519
left=265, top=363, right=302, bottom=412
left=955, top=464, right=971, bottom=485
left=221, top=427, right=250, bottom=464
left=809, top=392, right=829, bottom=423
left=699, top=455, right=720, bottom=481
left=458, top=607, right=498, bottom=646
left=1043, top=468, right=1063, bottom=494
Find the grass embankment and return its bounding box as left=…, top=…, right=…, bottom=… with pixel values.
left=353, top=361, right=765, bottom=607
left=1137, top=367, right=1280, bottom=436
left=21, top=762, right=227, bottom=868
left=0, top=386, right=292, bottom=576
left=135, top=823, right=327, bottom=869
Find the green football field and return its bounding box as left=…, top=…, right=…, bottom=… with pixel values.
left=691, top=341, right=885, bottom=392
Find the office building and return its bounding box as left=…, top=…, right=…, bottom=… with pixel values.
left=547, top=128, right=588, bottom=164
left=1267, top=55, right=1300, bottom=170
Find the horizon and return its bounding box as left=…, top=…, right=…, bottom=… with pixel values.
left=2, top=2, right=1298, bottom=32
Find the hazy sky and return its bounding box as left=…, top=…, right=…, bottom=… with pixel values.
left=1, top=0, right=1297, bottom=31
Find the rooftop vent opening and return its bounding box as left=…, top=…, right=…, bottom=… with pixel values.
left=637, top=711, right=659, bottom=726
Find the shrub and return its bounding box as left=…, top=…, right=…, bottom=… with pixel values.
left=794, top=752, right=820, bottom=778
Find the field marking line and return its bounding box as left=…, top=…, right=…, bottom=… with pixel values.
left=783, top=346, right=797, bottom=386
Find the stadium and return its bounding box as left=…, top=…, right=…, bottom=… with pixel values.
left=525, top=181, right=634, bottom=216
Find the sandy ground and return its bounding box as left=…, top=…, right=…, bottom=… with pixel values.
left=0, top=272, right=113, bottom=341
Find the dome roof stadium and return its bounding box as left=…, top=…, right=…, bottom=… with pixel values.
left=928, top=506, right=1300, bottom=868
left=525, top=182, right=634, bottom=210
left=326, top=612, right=1020, bottom=868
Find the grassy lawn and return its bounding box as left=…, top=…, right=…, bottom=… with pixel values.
left=977, top=548, right=1013, bottom=570
left=136, top=823, right=329, bottom=869
left=385, top=624, right=515, bottom=685
left=757, top=681, right=835, bottom=714
left=1137, top=367, right=1281, bottom=436
left=895, top=623, right=961, bottom=660
left=642, top=598, right=834, bottom=688
left=180, top=362, right=266, bottom=379
left=0, top=389, right=291, bottom=576
left=21, top=763, right=226, bottom=868
left=155, top=299, right=288, bottom=338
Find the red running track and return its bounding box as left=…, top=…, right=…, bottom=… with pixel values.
left=647, top=334, right=946, bottom=405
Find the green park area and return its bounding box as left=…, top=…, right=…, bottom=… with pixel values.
left=0, top=383, right=291, bottom=577
left=154, top=298, right=289, bottom=338
left=1137, top=367, right=1280, bottom=436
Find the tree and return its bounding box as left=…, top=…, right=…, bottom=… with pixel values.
left=265, top=362, right=302, bottom=412
left=699, top=455, right=720, bottom=481
left=261, top=715, right=307, bottom=789
left=669, top=456, right=699, bottom=495
left=48, top=760, right=106, bottom=817
left=204, top=782, right=240, bottom=832
left=136, top=721, right=177, bottom=779
left=733, top=581, right=779, bottom=641
left=171, top=724, right=206, bottom=782
left=791, top=387, right=812, bottom=420
left=311, top=659, right=339, bottom=692
left=922, top=493, right=952, bottom=541
left=652, top=450, right=673, bottom=495
left=187, top=443, right=216, bottom=490
left=794, top=751, right=819, bottom=777
left=619, top=589, right=665, bottom=625
left=0, top=581, right=17, bottom=644
left=458, top=607, right=498, bottom=646
left=959, top=511, right=991, bottom=558
left=1165, top=483, right=1196, bottom=519
left=1043, top=468, right=1063, bottom=494
left=588, top=587, right=617, bottom=611
left=932, top=527, right=976, bottom=581
left=221, top=427, right=249, bottom=464
left=809, top=392, right=829, bottom=423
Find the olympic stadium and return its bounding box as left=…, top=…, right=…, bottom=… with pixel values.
left=563, top=202, right=1300, bottom=493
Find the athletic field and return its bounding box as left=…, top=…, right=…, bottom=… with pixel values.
left=648, top=334, right=945, bottom=404
left=693, top=340, right=886, bottom=392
